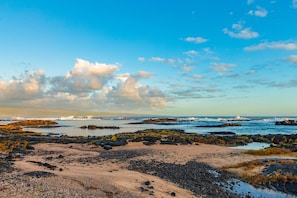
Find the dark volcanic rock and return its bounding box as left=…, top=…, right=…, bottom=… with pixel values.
left=275, top=120, right=297, bottom=126
left=129, top=160, right=239, bottom=198
left=27, top=160, right=57, bottom=170
left=103, top=145, right=112, bottom=150
left=209, top=132, right=236, bottom=135
left=8, top=120, right=58, bottom=127
left=143, top=141, right=156, bottom=146
left=0, top=158, right=13, bottom=173
left=129, top=118, right=178, bottom=125
left=197, top=123, right=242, bottom=127
left=23, top=171, right=56, bottom=178
left=262, top=163, right=297, bottom=195
left=80, top=125, right=120, bottom=129
left=263, top=163, right=297, bottom=176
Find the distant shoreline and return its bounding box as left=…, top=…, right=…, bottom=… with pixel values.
left=0, top=107, right=144, bottom=117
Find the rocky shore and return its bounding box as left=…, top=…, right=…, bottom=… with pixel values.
left=1, top=120, right=297, bottom=197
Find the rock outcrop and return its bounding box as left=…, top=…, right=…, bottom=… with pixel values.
left=275, top=120, right=297, bottom=126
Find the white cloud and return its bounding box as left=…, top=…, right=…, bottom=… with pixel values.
left=287, top=55, right=297, bottom=64
left=203, top=48, right=213, bottom=54
left=210, top=63, right=236, bottom=71
left=0, top=59, right=166, bottom=112
left=0, top=70, right=46, bottom=101
left=248, top=6, right=268, bottom=17
left=151, top=57, right=167, bottom=63
left=182, top=65, right=194, bottom=72
left=151, top=57, right=175, bottom=65
left=244, top=41, right=297, bottom=51
left=138, top=57, right=145, bottom=62
left=137, top=71, right=154, bottom=78
left=184, top=36, right=207, bottom=44
left=183, top=50, right=199, bottom=56
left=192, top=74, right=204, bottom=79
left=50, top=58, right=119, bottom=94
left=293, top=0, right=297, bottom=9
left=105, top=74, right=166, bottom=108
left=168, top=58, right=175, bottom=64
left=223, top=21, right=259, bottom=39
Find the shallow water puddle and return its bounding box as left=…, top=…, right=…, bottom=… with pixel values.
left=229, top=142, right=270, bottom=150
left=228, top=179, right=297, bottom=198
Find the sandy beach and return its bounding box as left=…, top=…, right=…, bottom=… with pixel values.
left=1, top=141, right=270, bottom=198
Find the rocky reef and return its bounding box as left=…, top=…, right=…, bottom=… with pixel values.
left=80, top=125, right=120, bottom=129
left=196, top=123, right=242, bottom=127
left=275, top=119, right=297, bottom=126
left=128, top=118, right=178, bottom=125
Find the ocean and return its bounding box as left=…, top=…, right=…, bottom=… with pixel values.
left=1, top=115, right=297, bottom=137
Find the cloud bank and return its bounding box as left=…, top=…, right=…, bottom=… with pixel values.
left=245, top=41, right=297, bottom=51
left=0, top=59, right=166, bottom=112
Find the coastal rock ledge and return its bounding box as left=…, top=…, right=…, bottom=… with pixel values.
left=275, top=120, right=297, bottom=126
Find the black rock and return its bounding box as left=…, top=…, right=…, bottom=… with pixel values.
left=275, top=120, right=297, bottom=126
left=197, top=123, right=242, bottom=128
left=26, top=144, right=35, bottom=150
left=103, top=145, right=112, bottom=150
left=209, top=131, right=236, bottom=135
left=23, top=171, right=56, bottom=178
left=143, top=141, right=156, bottom=146
left=144, top=181, right=151, bottom=186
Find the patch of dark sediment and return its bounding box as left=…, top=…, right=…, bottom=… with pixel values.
left=129, top=160, right=240, bottom=198
left=0, top=158, right=13, bottom=173
left=77, top=149, right=149, bottom=164
left=23, top=171, right=57, bottom=178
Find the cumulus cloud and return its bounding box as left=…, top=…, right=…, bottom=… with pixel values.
left=223, top=21, right=259, bottom=39
left=184, top=36, right=207, bottom=44
left=104, top=74, right=166, bottom=109
left=245, top=41, right=297, bottom=51
left=248, top=6, right=268, bottom=17
left=0, top=58, right=166, bottom=112
left=287, top=55, right=297, bottom=64
left=49, top=58, right=119, bottom=94
left=0, top=70, right=46, bottom=101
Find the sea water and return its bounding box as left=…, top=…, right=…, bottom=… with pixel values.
left=1, top=115, right=297, bottom=137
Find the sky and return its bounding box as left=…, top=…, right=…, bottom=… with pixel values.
left=0, top=0, right=297, bottom=116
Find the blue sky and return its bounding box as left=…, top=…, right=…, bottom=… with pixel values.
left=0, top=0, right=297, bottom=116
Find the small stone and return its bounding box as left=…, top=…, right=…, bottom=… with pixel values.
left=57, top=154, right=64, bottom=159
left=170, top=192, right=176, bottom=196
left=144, top=181, right=151, bottom=186
left=103, top=145, right=112, bottom=150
